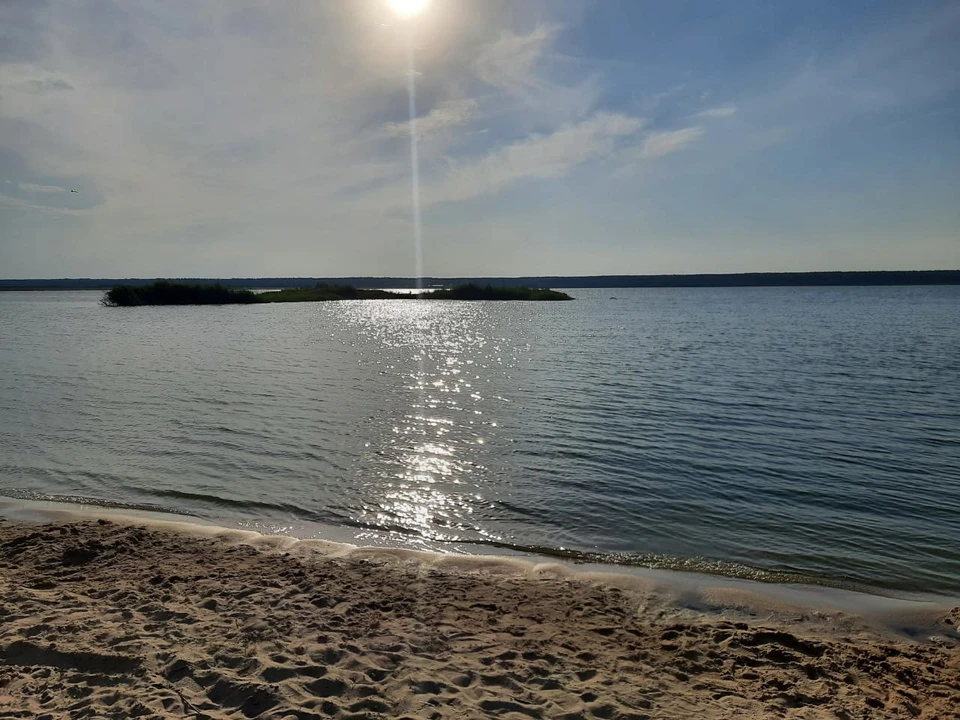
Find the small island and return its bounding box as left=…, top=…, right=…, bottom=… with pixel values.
left=101, top=281, right=572, bottom=306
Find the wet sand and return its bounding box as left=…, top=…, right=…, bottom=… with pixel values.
left=1, top=517, right=958, bottom=719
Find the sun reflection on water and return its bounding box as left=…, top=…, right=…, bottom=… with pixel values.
left=334, top=299, right=515, bottom=546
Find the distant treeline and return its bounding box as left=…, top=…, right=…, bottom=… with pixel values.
left=3, top=270, right=960, bottom=291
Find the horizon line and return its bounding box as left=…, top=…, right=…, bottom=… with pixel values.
left=3, top=268, right=960, bottom=283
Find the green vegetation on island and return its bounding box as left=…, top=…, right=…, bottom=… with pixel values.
left=101, top=281, right=259, bottom=307
left=258, top=286, right=404, bottom=302
left=102, top=281, right=573, bottom=306
left=427, top=283, right=572, bottom=301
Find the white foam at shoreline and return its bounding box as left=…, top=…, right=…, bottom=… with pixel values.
left=2, top=496, right=956, bottom=642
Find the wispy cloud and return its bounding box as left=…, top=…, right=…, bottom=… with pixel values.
left=739, top=3, right=960, bottom=138
left=0, top=65, right=74, bottom=94
left=431, top=112, right=644, bottom=205
left=470, top=24, right=603, bottom=125
left=21, top=78, right=73, bottom=94
left=641, top=127, right=705, bottom=158
left=382, top=99, right=478, bottom=138
left=474, top=25, right=559, bottom=91
left=0, top=192, right=80, bottom=215
left=18, top=182, right=67, bottom=193
left=695, top=105, right=738, bottom=119
left=639, top=84, right=687, bottom=113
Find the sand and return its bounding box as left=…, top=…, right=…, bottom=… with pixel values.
left=1, top=517, right=958, bottom=719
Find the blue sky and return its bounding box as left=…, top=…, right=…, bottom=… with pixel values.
left=1, top=0, right=957, bottom=277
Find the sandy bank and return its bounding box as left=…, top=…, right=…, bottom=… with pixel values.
left=1, top=517, right=958, bottom=719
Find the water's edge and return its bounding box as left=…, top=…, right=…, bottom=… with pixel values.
left=3, top=494, right=958, bottom=640
left=0, top=488, right=905, bottom=595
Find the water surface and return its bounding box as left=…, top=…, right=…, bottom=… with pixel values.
left=1, top=287, right=958, bottom=594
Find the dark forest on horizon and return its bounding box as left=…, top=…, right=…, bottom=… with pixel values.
left=2, top=270, right=959, bottom=291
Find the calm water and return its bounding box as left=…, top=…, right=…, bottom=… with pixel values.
left=1, top=287, right=958, bottom=595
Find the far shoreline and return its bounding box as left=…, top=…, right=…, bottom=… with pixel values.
left=2, top=269, right=959, bottom=291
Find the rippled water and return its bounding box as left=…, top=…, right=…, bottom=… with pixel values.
left=1, top=287, right=958, bottom=594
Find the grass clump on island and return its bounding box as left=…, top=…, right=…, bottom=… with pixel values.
left=101, top=281, right=260, bottom=306
left=102, top=281, right=572, bottom=306
left=261, top=285, right=401, bottom=302
left=428, top=283, right=572, bottom=301
left=268, top=283, right=573, bottom=302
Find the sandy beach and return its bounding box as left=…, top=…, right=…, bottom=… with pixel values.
left=1, top=516, right=958, bottom=719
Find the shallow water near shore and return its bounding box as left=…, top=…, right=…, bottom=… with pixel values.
left=1, top=286, right=958, bottom=595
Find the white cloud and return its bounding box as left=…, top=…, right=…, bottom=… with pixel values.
left=474, top=25, right=558, bottom=91
left=431, top=112, right=645, bottom=205
left=1, top=5, right=616, bottom=270
left=0, top=193, right=80, bottom=215
left=382, top=99, right=478, bottom=138
left=0, top=4, right=420, bottom=239
left=739, top=4, right=960, bottom=140
left=695, top=105, right=738, bottom=119
left=0, top=65, right=73, bottom=94
left=470, top=24, right=604, bottom=127
left=640, top=84, right=687, bottom=113
left=641, top=127, right=705, bottom=158
left=18, top=182, right=66, bottom=193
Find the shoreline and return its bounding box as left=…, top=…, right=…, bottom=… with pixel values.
left=3, top=270, right=960, bottom=291
left=1, top=513, right=958, bottom=719
left=3, top=497, right=958, bottom=619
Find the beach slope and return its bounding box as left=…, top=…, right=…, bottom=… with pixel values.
left=1, top=519, right=957, bottom=719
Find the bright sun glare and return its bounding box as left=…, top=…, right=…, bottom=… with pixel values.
left=387, top=0, right=430, bottom=17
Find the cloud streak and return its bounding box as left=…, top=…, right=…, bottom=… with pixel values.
left=695, top=105, right=738, bottom=119
left=382, top=99, right=479, bottom=138
left=18, top=182, right=66, bottom=193
left=0, top=192, right=81, bottom=215
left=474, top=25, right=559, bottom=92
left=430, top=112, right=645, bottom=205
left=0, top=65, right=74, bottom=95
left=640, top=127, right=705, bottom=158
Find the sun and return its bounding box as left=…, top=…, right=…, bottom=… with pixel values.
left=386, top=0, right=430, bottom=17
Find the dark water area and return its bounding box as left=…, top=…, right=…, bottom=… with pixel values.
left=1, top=287, right=958, bottom=595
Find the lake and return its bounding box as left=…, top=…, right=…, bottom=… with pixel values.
left=1, top=286, right=958, bottom=595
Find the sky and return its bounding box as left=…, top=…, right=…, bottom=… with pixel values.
left=1, top=0, right=958, bottom=278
